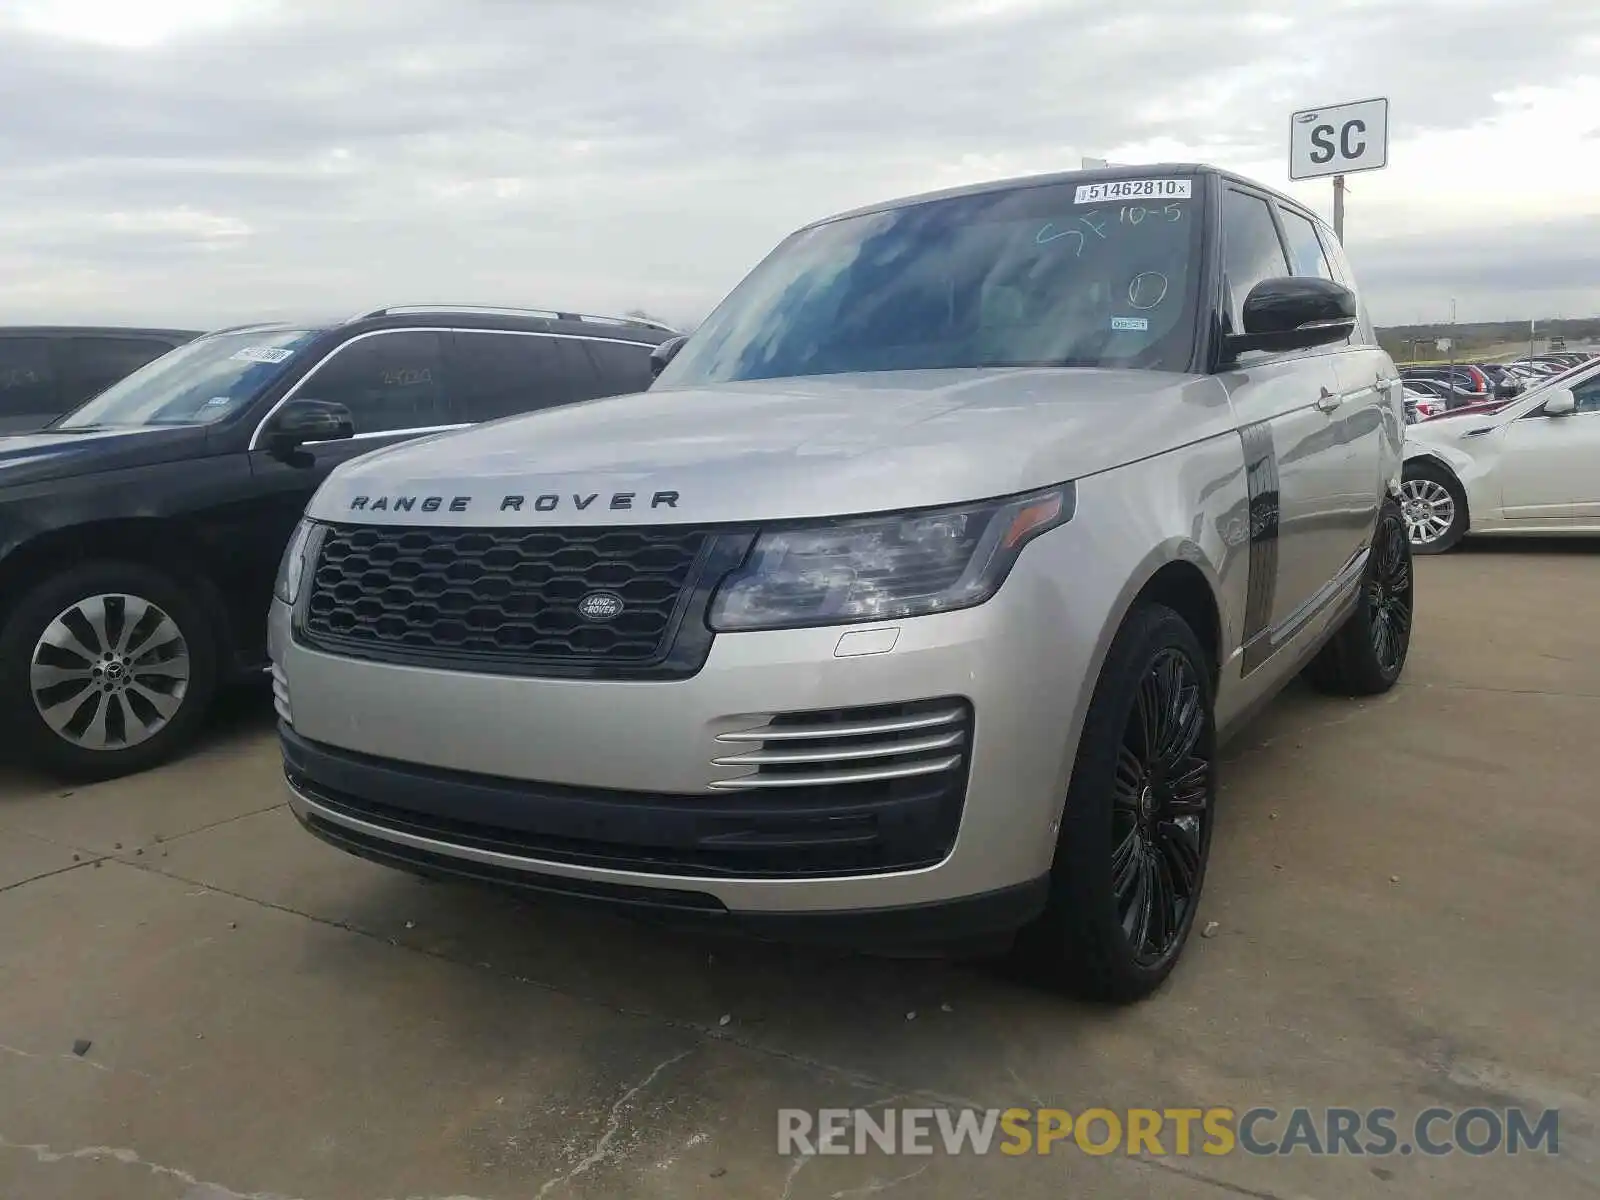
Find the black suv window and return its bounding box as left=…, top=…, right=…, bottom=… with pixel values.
left=582, top=338, right=654, bottom=395
left=63, top=336, right=175, bottom=405
left=305, top=331, right=452, bottom=433
left=451, top=331, right=611, bottom=423
left=1278, top=208, right=1334, bottom=280
left=1220, top=190, right=1290, bottom=334
left=0, top=337, right=56, bottom=420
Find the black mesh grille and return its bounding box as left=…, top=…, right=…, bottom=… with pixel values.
left=303, top=524, right=711, bottom=670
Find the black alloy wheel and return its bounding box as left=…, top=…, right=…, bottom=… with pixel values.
left=1111, top=647, right=1211, bottom=965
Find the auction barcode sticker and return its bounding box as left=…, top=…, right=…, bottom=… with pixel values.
left=1075, top=179, right=1192, bottom=203
left=230, top=346, right=294, bottom=364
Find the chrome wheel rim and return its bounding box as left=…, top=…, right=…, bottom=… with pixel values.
left=1112, top=648, right=1211, bottom=966
left=1367, top=512, right=1414, bottom=675
left=30, top=593, right=191, bottom=751
left=1400, top=478, right=1455, bottom=546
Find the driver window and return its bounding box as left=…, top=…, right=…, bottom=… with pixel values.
left=302, top=331, right=451, bottom=434
left=1220, top=190, right=1290, bottom=336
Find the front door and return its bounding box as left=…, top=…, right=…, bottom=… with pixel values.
left=238, top=329, right=466, bottom=660
left=1498, top=376, right=1600, bottom=521
left=1215, top=187, right=1355, bottom=668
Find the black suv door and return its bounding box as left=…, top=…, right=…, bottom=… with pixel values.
left=239, top=329, right=465, bottom=658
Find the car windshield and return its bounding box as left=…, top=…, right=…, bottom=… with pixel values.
left=657, top=176, right=1206, bottom=386
left=55, top=328, right=322, bottom=429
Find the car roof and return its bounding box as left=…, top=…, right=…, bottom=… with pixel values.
left=808, top=163, right=1323, bottom=229
left=0, top=325, right=202, bottom=338
left=196, top=306, right=678, bottom=345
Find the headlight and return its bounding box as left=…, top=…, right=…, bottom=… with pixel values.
left=708, top=484, right=1075, bottom=632
left=273, top=519, right=318, bottom=605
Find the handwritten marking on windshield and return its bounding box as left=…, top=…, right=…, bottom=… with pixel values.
left=1127, top=272, right=1170, bottom=310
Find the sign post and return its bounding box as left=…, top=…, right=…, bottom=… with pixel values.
left=1289, top=97, right=1389, bottom=243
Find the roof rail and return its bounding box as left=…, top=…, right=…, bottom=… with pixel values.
left=350, top=304, right=677, bottom=333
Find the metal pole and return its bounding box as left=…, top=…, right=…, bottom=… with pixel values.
left=1332, top=174, right=1346, bottom=242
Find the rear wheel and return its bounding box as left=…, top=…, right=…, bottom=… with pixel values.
left=1304, top=499, right=1414, bottom=696
left=1015, top=603, right=1216, bottom=1003
left=0, top=561, right=219, bottom=780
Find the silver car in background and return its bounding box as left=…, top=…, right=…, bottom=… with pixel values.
left=270, top=165, right=1412, bottom=1002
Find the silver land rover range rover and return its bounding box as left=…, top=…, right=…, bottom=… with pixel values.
left=270, top=165, right=1412, bottom=1001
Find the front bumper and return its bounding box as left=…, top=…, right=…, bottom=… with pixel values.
left=270, top=526, right=1103, bottom=925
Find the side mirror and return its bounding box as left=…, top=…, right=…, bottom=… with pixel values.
left=267, top=398, right=354, bottom=462
left=649, top=335, right=688, bottom=380
left=1224, top=277, right=1357, bottom=358
left=1542, top=388, right=1576, bottom=417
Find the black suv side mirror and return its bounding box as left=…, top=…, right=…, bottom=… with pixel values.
left=649, top=335, right=688, bottom=380
left=267, top=398, right=354, bottom=462
left=1225, top=277, right=1357, bottom=358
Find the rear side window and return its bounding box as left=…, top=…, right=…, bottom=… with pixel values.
left=1278, top=209, right=1334, bottom=280
left=451, top=331, right=611, bottom=423
left=1220, top=190, right=1290, bottom=334
left=582, top=339, right=654, bottom=396
left=62, top=336, right=173, bottom=405
left=0, top=337, right=57, bottom=419
left=305, top=331, right=451, bottom=433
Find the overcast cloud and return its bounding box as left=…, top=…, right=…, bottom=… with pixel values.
left=1, top=0, right=1596, bottom=329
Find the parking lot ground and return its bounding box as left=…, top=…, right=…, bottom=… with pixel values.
left=1, top=544, right=1597, bottom=1200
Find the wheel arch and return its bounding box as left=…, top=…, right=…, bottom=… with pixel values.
left=0, top=520, right=236, bottom=662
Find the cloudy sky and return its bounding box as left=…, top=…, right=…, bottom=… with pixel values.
left=1, top=0, right=1596, bottom=331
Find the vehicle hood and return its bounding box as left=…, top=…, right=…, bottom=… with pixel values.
left=0, top=424, right=209, bottom=488
left=308, top=369, right=1236, bottom=526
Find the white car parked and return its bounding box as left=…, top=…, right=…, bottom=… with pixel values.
left=1402, top=357, right=1600, bottom=552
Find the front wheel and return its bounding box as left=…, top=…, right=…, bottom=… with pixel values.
left=1014, top=603, right=1217, bottom=1004
left=0, top=561, right=219, bottom=781
left=1304, top=499, right=1414, bottom=697
left=1400, top=462, right=1467, bottom=553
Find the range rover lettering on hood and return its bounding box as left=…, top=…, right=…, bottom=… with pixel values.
left=348, top=490, right=681, bottom=514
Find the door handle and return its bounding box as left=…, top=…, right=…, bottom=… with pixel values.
left=1316, top=388, right=1343, bottom=412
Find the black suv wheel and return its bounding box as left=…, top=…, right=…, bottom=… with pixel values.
left=1304, top=499, right=1414, bottom=696
left=1017, top=603, right=1216, bottom=1003
left=0, top=561, right=218, bottom=780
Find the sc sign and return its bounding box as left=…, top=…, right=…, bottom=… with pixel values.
left=1289, top=97, right=1389, bottom=180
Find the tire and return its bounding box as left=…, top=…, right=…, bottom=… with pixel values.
left=0, top=561, right=219, bottom=781
left=1400, top=461, right=1467, bottom=554
left=1303, top=499, right=1414, bottom=697
left=1013, top=603, right=1217, bottom=1004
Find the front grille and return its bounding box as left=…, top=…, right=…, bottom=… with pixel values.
left=301, top=524, right=716, bottom=674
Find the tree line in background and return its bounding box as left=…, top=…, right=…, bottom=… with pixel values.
left=1377, top=316, right=1600, bottom=364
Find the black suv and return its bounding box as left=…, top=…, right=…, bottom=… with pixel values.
left=0, top=305, right=676, bottom=780
left=1, top=326, right=202, bottom=433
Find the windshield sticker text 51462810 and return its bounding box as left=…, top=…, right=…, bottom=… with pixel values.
left=1075, top=178, right=1192, bottom=204
left=230, top=346, right=294, bottom=365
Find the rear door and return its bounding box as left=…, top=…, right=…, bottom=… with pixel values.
left=1300, top=210, right=1391, bottom=559
left=1213, top=186, right=1349, bottom=669
left=0, top=336, right=59, bottom=433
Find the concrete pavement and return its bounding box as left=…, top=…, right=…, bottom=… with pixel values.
left=1, top=544, right=1596, bottom=1199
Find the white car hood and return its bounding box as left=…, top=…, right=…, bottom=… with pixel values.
left=308, top=368, right=1235, bottom=526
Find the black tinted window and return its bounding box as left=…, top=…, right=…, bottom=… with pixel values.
left=452, top=331, right=603, bottom=422
left=63, top=337, right=173, bottom=404
left=0, top=337, right=56, bottom=418
left=1279, top=209, right=1334, bottom=280
left=305, top=331, right=450, bottom=433
left=582, top=339, right=654, bottom=395
left=1571, top=374, right=1600, bottom=413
